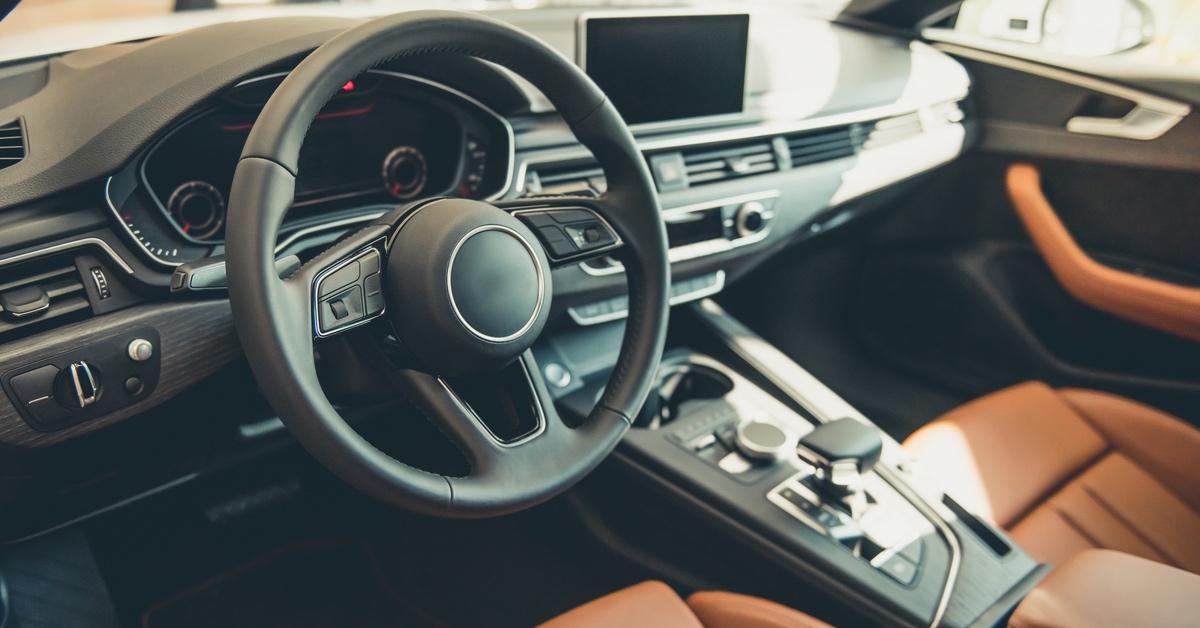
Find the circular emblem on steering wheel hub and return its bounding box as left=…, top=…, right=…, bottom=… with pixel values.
left=447, top=224, right=544, bottom=343
left=384, top=198, right=552, bottom=376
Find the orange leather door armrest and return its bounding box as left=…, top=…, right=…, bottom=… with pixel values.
left=1007, top=163, right=1200, bottom=342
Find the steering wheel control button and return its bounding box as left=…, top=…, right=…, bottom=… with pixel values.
left=319, top=285, right=365, bottom=332
left=127, top=338, right=154, bottom=362
left=317, top=260, right=361, bottom=298
left=517, top=208, right=620, bottom=262
left=312, top=246, right=387, bottom=337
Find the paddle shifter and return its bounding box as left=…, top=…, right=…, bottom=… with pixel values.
left=795, top=418, right=883, bottom=519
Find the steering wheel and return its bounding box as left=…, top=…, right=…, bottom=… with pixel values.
left=225, top=11, right=670, bottom=518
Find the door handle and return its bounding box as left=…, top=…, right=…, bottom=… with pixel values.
left=1067, top=105, right=1188, bottom=141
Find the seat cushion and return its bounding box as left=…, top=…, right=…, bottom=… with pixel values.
left=540, top=581, right=829, bottom=628
left=904, top=382, right=1200, bottom=571
left=1008, top=549, right=1200, bottom=628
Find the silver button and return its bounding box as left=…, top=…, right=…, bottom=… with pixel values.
left=127, top=338, right=154, bottom=362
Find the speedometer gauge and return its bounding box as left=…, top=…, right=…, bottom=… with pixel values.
left=382, top=146, right=428, bottom=200
left=167, top=180, right=226, bottom=241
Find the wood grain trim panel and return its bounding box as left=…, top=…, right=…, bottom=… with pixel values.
left=0, top=300, right=239, bottom=448
left=1007, top=163, right=1200, bottom=342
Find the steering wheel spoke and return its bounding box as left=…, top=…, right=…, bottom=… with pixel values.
left=286, top=224, right=392, bottom=339
left=498, top=196, right=623, bottom=267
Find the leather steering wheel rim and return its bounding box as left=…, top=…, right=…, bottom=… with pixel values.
left=225, top=10, right=670, bottom=518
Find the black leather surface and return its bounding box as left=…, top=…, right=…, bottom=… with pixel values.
left=226, top=11, right=668, bottom=517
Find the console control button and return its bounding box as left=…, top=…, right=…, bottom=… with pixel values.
left=10, top=365, right=59, bottom=405
left=124, top=376, right=145, bottom=396
left=127, top=338, right=154, bottom=362
left=56, top=361, right=101, bottom=409
left=875, top=553, right=919, bottom=586
left=735, top=420, right=789, bottom=461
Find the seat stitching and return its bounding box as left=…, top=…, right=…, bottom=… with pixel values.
left=1005, top=446, right=1110, bottom=530
left=1080, top=482, right=1182, bottom=569
left=1060, top=390, right=1200, bottom=510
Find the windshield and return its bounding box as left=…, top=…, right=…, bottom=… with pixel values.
left=0, top=0, right=852, bottom=64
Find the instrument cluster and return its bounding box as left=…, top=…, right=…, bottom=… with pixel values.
left=116, top=71, right=511, bottom=266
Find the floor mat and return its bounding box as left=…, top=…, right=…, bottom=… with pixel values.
left=142, top=541, right=441, bottom=628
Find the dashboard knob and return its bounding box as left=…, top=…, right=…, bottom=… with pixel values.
left=735, top=420, right=789, bottom=462
left=127, top=338, right=154, bottom=362
left=55, top=361, right=102, bottom=409
left=735, top=201, right=767, bottom=238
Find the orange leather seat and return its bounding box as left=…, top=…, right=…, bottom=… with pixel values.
left=540, top=581, right=830, bottom=628
left=904, top=381, right=1200, bottom=571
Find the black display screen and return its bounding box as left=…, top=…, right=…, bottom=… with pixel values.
left=581, top=14, right=749, bottom=125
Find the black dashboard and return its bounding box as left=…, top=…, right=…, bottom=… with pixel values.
left=116, top=70, right=511, bottom=266
left=0, top=6, right=972, bottom=565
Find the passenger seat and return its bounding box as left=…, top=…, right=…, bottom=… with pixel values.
left=904, top=381, right=1200, bottom=571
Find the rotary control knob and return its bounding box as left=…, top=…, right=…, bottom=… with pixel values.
left=735, top=420, right=790, bottom=462
left=382, top=146, right=428, bottom=200
left=54, top=361, right=102, bottom=409
left=735, top=201, right=768, bottom=238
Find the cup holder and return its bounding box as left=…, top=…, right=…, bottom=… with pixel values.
left=636, top=361, right=734, bottom=428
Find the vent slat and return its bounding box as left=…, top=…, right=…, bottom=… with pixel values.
left=0, top=119, right=25, bottom=171
left=678, top=139, right=779, bottom=187
left=0, top=255, right=90, bottom=337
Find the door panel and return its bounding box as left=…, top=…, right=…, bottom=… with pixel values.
left=852, top=43, right=1200, bottom=423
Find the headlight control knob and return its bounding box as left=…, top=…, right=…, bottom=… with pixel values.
left=55, top=361, right=102, bottom=409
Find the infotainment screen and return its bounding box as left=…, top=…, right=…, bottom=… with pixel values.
left=579, top=13, right=749, bottom=126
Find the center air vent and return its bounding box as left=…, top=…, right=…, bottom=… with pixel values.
left=680, top=139, right=778, bottom=187
left=524, top=160, right=606, bottom=196
left=0, top=256, right=90, bottom=338
left=0, top=119, right=26, bottom=172
left=784, top=123, right=868, bottom=167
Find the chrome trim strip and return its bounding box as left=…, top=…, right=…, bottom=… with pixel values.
left=567, top=270, right=726, bottom=326
left=511, top=102, right=955, bottom=197
left=691, top=298, right=961, bottom=628
left=931, top=42, right=1189, bottom=140
left=580, top=191, right=778, bottom=277
left=0, top=236, right=136, bottom=275
left=446, top=225, right=545, bottom=344
left=435, top=353, right=547, bottom=448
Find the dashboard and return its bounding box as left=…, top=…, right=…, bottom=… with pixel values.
left=0, top=4, right=971, bottom=545
left=110, top=70, right=512, bottom=266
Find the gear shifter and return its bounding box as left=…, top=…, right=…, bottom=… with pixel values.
left=795, top=418, right=883, bottom=519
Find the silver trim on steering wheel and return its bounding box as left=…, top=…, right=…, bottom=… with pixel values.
left=445, top=224, right=546, bottom=344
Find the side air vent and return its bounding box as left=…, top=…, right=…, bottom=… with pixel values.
left=863, top=112, right=924, bottom=149
left=0, top=119, right=26, bottom=172
left=0, top=256, right=90, bottom=338
left=523, top=160, right=606, bottom=196
left=680, top=139, right=778, bottom=186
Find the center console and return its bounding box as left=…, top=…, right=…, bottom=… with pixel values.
left=538, top=299, right=1047, bottom=627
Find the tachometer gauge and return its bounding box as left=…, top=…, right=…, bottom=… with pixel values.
left=382, top=146, right=428, bottom=200
left=167, top=180, right=226, bottom=241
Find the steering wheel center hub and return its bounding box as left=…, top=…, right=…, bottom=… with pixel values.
left=448, top=225, right=544, bottom=342
left=384, top=198, right=552, bottom=376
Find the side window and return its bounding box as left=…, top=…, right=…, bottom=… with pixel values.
left=954, top=0, right=1200, bottom=64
